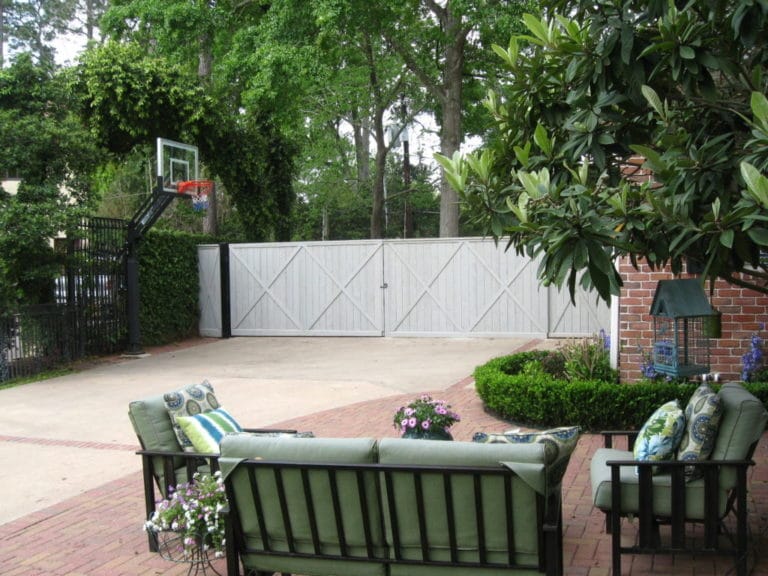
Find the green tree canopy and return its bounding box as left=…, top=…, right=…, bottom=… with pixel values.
left=440, top=0, right=768, bottom=303
left=0, top=54, right=101, bottom=307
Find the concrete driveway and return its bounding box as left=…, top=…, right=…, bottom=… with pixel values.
left=0, top=336, right=535, bottom=525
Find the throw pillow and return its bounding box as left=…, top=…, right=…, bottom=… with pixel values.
left=163, top=380, right=221, bottom=452
left=633, top=400, right=686, bottom=468
left=472, top=426, right=580, bottom=485
left=677, top=383, right=723, bottom=472
left=176, top=407, right=243, bottom=454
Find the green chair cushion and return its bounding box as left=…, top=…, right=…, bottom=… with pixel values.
left=590, top=447, right=723, bottom=520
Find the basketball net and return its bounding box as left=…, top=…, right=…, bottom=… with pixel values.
left=176, top=180, right=213, bottom=212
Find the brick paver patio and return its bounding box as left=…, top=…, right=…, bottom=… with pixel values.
left=1, top=375, right=767, bottom=575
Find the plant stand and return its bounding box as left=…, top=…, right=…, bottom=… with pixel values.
left=149, top=529, right=223, bottom=576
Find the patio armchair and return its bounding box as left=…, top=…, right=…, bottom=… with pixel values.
left=128, top=386, right=296, bottom=552
left=590, top=382, right=767, bottom=576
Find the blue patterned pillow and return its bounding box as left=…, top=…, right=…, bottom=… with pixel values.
left=677, top=384, right=722, bottom=471
left=633, top=400, right=686, bottom=467
left=473, top=426, right=580, bottom=485
left=163, top=381, right=220, bottom=452
left=176, top=408, right=243, bottom=454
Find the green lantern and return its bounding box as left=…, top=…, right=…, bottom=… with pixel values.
left=650, top=279, right=717, bottom=378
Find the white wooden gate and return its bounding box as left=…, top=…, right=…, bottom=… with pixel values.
left=199, top=239, right=610, bottom=338
left=228, top=241, right=384, bottom=336
left=198, top=245, right=223, bottom=337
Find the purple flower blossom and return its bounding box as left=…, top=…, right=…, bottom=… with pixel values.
left=392, top=395, right=460, bottom=435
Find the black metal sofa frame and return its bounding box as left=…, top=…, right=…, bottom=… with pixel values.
left=220, top=436, right=566, bottom=576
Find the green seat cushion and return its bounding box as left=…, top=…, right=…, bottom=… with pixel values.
left=163, top=381, right=221, bottom=452
left=633, top=400, right=685, bottom=466
left=176, top=407, right=243, bottom=454
left=590, top=447, right=726, bottom=520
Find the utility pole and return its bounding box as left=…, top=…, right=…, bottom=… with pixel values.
left=401, top=100, right=413, bottom=238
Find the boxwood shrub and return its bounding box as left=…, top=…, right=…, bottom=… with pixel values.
left=474, top=352, right=768, bottom=431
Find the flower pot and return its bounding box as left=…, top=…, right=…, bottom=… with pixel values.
left=401, top=428, right=453, bottom=441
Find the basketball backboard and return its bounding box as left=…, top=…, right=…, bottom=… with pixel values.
left=157, top=138, right=199, bottom=193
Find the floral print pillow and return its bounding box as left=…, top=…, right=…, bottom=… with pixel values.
left=633, top=400, right=686, bottom=467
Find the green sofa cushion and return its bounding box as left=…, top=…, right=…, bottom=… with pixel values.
left=220, top=435, right=386, bottom=566
left=378, top=438, right=548, bottom=568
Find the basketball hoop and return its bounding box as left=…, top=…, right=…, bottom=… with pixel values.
left=177, top=180, right=213, bottom=211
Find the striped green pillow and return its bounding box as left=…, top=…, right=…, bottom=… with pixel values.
left=176, top=408, right=243, bottom=454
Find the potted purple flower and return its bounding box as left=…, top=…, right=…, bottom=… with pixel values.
left=393, top=395, right=460, bottom=440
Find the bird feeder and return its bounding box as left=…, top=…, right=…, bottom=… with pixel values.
left=649, top=279, right=716, bottom=378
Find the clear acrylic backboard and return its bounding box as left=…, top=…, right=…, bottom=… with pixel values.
left=157, top=138, right=199, bottom=193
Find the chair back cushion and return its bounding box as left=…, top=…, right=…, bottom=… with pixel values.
left=710, top=382, right=767, bottom=488
left=128, top=394, right=182, bottom=453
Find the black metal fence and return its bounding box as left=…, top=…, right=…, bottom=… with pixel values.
left=0, top=305, right=79, bottom=382
left=0, top=218, right=128, bottom=384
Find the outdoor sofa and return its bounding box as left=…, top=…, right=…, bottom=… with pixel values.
left=219, top=434, right=568, bottom=576
left=590, top=381, right=767, bottom=576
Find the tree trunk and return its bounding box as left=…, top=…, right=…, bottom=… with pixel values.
left=370, top=108, right=387, bottom=239
left=198, top=33, right=217, bottom=236
left=438, top=11, right=465, bottom=238
left=352, top=108, right=371, bottom=193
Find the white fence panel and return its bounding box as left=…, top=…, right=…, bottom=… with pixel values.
left=198, top=245, right=222, bottom=337
left=229, top=241, right=384, bottom=336
left=384, top=239, right=548, bottom=336
left=199, top=239, right=610, bottom=339
left=547, top=284, right=611, bottom=337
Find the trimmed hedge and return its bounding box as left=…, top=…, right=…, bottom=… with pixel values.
left=474, top=352, right=768, bottom=431
left=138, top=229, right=214, bottom=346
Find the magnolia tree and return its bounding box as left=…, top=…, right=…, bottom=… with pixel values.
left=438, top=0, right=768, bottom=304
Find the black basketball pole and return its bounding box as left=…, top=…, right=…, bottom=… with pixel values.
left=124, top=176, right=180, bottom=356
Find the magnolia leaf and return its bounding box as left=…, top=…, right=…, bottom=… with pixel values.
left=640, top=85, right=665, bottom=118
left=720, top=229, right=734, bottom=248
left=747, top=227, right=768, bottom=246
left=533, top=124, right=552, bottom=155
left=752, top=91, right=768, bottom=128
left=741, top=162, right=768, bottom=208
left=522, top=13, right=550, bottom=44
